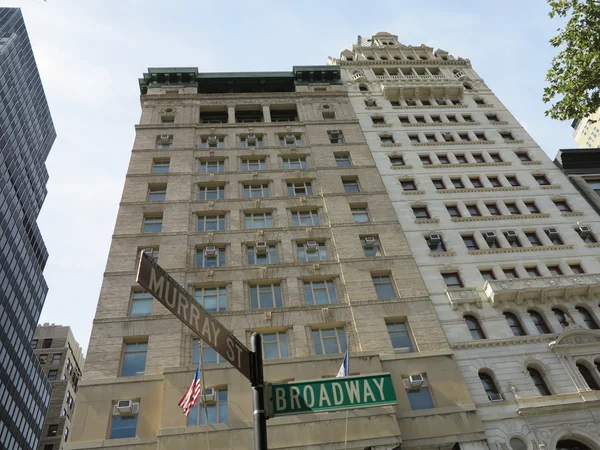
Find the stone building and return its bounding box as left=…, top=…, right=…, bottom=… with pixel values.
left=68, top=65, right=485, bottom=449
left=332, top=31, right=600, bottom=450
left=33, top=324, right=84, bottom=450
left=571, top=109, right=600, bottom=149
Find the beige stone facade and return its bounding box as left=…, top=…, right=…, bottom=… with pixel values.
left=68, top=66, right=484, bottom=449
left=572, top=109, right=600, bottom=149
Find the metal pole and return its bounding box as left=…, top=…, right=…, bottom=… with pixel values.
left=251, top=333, right=268, bottom=450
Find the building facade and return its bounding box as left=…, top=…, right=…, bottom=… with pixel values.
left=555, top=148, right=600, bottom=216
left=333, top=31, right=600, bottom=450
left=0, top=8, right=55, bottom=450
left=571, top=109, right=600, bottom=149
left=68, top=66, right=485, bottom=449
left=33, top=324, right=84, bottom=450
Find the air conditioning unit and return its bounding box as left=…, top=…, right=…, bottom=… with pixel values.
left=488, top=393, right=503, bottom=402
left=427, top=234, right=441, bottom=246
left=365, top=99, right=376, bottom=107
left=579, top=226, right=592, bottom=237
left=198, top=388, right=215, bottom=402
left=285, top=134, right=297, bottom=144
left=255, top=241, right=268, bottom=254
left=403, top=374, right=427, bottom=390
left=159, top=134, right=171, bottom=143
left=207, top=135, right=219, bottom=144
left=246, top=134, right=257, bottom=144
left=143, top=247, right=155, bottom=255
left=330, top=130, right=340, bottom=136
left=484, top=231, right=497, bottom=243
left=442, top=132, right=453, bottom=140
left=113, top=400, right=140, bottom=416
left=306, top=240, right=319, bottom=251
left=504, top=230, right=518, bottom=242
left=545, top=228, right=559, bottom=238
left=364, top=236, right=378, bottom=245
left=204, top=246, right=217, bottom=257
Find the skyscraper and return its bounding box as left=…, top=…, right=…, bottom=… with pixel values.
left=0, top=7, right=55, bottom=450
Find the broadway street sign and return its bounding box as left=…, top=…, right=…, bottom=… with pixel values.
left=268, top=373, right=397, bottom=417
left=136, top=251, right=252, bottom=381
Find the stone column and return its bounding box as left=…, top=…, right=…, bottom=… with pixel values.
left=262, top=104, right=271, bottom=123
left=228, top=105, right=236, bottom=124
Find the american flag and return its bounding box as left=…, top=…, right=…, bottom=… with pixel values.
left=178, top=363, right=202, bottom=416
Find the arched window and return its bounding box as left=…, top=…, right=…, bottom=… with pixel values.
left=527, top=367, right=551, bottom=396
left=576, top=306, right=599, bottom=330
left=479, top=371, right=502, bottom=401
left=528, top=310, right=551, bottom=334
left=464, top=83, right=473, bottom=90
left=504, top=312, right=526, bottom=336
left=358, top=84, right=369, bottom=92
left=577, top=363, right=600, bottom=390
left=464, top=315, right=486, bottom=340
left=556, top=440, right=593, bottom=450
left=553, top=307, right=569, bottom=328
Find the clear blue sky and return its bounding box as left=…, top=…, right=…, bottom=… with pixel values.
left=10, top=0, right=573, bottom=352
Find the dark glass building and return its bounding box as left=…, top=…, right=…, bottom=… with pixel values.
left=0, top=8, right=55, bottom=450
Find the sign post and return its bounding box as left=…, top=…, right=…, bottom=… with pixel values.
left=251, top=333, right=267, bottom=450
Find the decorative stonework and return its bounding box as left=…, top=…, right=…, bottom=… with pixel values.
left=451, top=213, right=550, bottom=222
left=437, top=186, right=528, bottom=194
left=414, top=140, right=496, bottom=147
left=446, top=288, right=482, bottom=310
left=469, top=244, right=573, bottom=256
left=424, top=162, right=511, bottom=169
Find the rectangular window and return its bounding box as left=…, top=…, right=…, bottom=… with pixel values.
left=196, top=247, right=226, bottom=268
left=545, top=229, right=563, bottom=245
left=432, top=179, right=446, bottom=190
left=446, top=115, right=458, bottom=123
left=500, top=132, right=514, bottom=142
left=442, top=272, right=463, bottom=288
left=466, top=204, right=482, bottom=217
left=110, top=414, right=138, bottom=439
left=32, top=339, right=38, bottom=349
left=200, top=136, right=225, bottom=148
left=199, top=159, right=225, bottom=173
left=200, top=110, right=228, bottom=124
left=195, top=286, right=227, bottom=312
left=282, top=157, right=307, bottom=169
left=143, top=216, right=163, bottom=233
left=130, top=291, right=153, bottom=316
left=470, top=177, right=484, bottom=188
left=457, top=133, right=470, bottom=142
left=486, top=113, right=499, bottom=122
left=462, top=114, right=474, bottom=122
left=586, top=179, right=600, bottom=194
left=472, top=153, right=485, bottom=163
left=48, top=370, right=58, bottom=381
left=412, top=206, right=430, bottom=219
left=322, top=111, right=336, bottom=119
left=245, top=212, right=273, bottom=229
left=487, top=176, right=501, bottom=187
left=420, top=155, right=432, bottom=165
left=414, top=115, right=426, bottom=124
left=526, top=267, right=541, bottom=277
left=437, top=154, right=450, bottom=164
left=475, top=132, right=487, bottom=141
left=534, top=175, right=551, bottom=186
left=486, top=203, right=501, bottom=216
left=569, top=263, right=585, bottom=274
left=525, top=202, right=540, bottom=214
left=241, top=135, right=263, bottom=147
left=328, top=130, right=344, bottom=144
left=250, top=283, right=282, bottom=309
left=387, top=322, right=414, bottom=353
left=247, top=244, right=278, bottom=265
left=516, top=151, right=531, bottom=162
left=193, top=339, right=226, bottom=364
left=262, top=332, right=289, bottom=360
left=372, top=274, right=395, bottom=300
left=271, top=108, right=298, bottom=122
left=462, top=235, right=479, bottom=250
left=243, top=183, right=270, bottom=198
left=547, top=265, right=563, bottom=276
left=335, top=153, right=352, bottom=167
left=480, top=270, right=496, bottom=281
left=279, top=134, right=303, bottom=146
left=292, top=209, right=320, bottom=226
left=156, top=134, right=173, bottom=149
left=304, top=280, right=337, bottom=305
left=152, top=159, right=170, bottom=173
left=406, top=377, right=435, bottom=410
left=187, top=390, right=228, bottom=426
left=489, top=153, right=503, bottom=163
left=52, top=353, right=61, bottom=363
left=42, top=339, right=52, bottom=348
left=242, top=158, right=267, bottom=171
left=381, top=135, right=395, bottom=144
left=553, top=200, right=572, bottom=212
left=47, top=425, right=58, bottom=437
left=526, top=232, right=542, bottom=246
left=446, top=205, right=461, bottom=218
left=398, top=116, right=410, bottom=124
left=313, top=328, right=347, bottom=355
left=342, top=178, right=360, bottom=193
left=363, top=236, right=382, bottom=257
left=451, top=178, right=464, bottom=189
left=121, top=341, right=148, bottom=377
left=287, top=182, right=313, bottom=196
left=198, top=184, right=225, bottom=200
left=455, top=154, right=468, bottom=163
left=197, top=214, right=226, bottom=232
left=503, top=268, right=519, bottom=279
left=372, top=116, right=386, bottom=124
left=401, top=180, right=417, bottom=191
left=505, top=203, right=520, bottom=215
left=146, top=184, right=166, bottom=201
left=430, top=115, right=442, bottom=123
left=424, top=133, right=437, bottom=142
left=297, top=241, right=327, bottom=262
left=351, top=206, right=370, bottom=223
left=505, top=176, right=520, bottom=186
left=408, top=134, right=420, bottom=144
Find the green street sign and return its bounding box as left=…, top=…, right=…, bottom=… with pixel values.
left=267, top=373, right=397, bottom=417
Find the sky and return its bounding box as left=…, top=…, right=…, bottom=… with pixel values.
left=7, top=0, right=575, bottom=353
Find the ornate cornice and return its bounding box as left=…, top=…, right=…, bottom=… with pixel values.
left=414, top=140, right=496, bottom=147
left=401, top=122, right=482, bottom=128
left=451, top=213, right=551, bottom=222
left=436, top=186, right=528, bottom=194
left=424, top=162, right=511, bottom=169
left=380, top=143, right=403, bottom=148
left=469, top=244, right=574, bottom=255
left=392, top=105, right=464, bottom=110
left=430, top=251, right=456, bottom=258
left=452, top=334, right=556, bottom=350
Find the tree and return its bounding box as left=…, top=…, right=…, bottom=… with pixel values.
left=543, top=0, right=600, bottom=121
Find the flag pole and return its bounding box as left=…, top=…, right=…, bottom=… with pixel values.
left=344, top=330, right=350, bottom=450
left=199, top=342, right=210, bottom=450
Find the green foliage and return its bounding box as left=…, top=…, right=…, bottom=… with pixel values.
left=543, top=0, right=600, bottom=120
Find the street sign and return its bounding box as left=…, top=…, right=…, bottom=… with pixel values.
left=267, top=373, right=397, bottom=417
left=136, top=251, right=253, bottom=381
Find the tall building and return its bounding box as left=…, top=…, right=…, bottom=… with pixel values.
left=0, top=8, right=55, bottom=450
left=333, top=31, right=600, bottom=450
left=33, top=324, right=84, bottom=450
left=69, top=66, right=485, bottom=448
left=571, top=109, right=600, bottom=149
left=555, top=148, right=600, bottom=216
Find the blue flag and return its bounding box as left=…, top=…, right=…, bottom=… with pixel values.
left=336, top=350, right=349, bottom=377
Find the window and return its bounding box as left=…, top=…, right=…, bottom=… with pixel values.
left=553, top=308, right=569, bottom=328
left=408, top=134, right=420, bottom=144
left=534, top=174, right=551, bottom=186
left=406, top=376, right=435, bottom=410
left=39, top=354, right=48, bottom=364
left=569, top=263, right=585, bottom=274
left=201, top=110, right=228, bottom=124
left=437, top=154, right=450, bottom=164
left=328, top=130, right=344, bottom=144
left=480, top=269, right=496, bottom=281
left=304, top=280, right=337, bottom=305
left=187, top=390, right=228, bottom=425
left=152, top=159, right=170, bottom=173
left=372, top=274, right=395, bottom=299
left=489, top=153, right=503, bottom=163
left=156, top=134, right=173, bottom=149
left=262, top=332, right=288, bottom=360
left=451, top=178, right=464, bottom=189
left=414, top=115, right=426, bottom=124
left=245, top=212, right=273, bottom=229
left=197, top=214, right=226, bottom=232
left=363, top=235, right=382, bottom=257
left=486, top=203, right=501, bottom=216
left=470, top=177, right=484, bottom=188
left=198, top=184, right=225, bottom=200
left=455, top=154, right=468, bottom=164
left=130, top=291, right=153, bottom=316
left=504, top=312, right=526, bottom=336
left=586, top=179, right=600, bottom=195
left=576, top=306, right=599, bottom=330
left=529, top=310, right=551, bottom=334
left=121, top=341, right=148, bottom=377
left=243, top=183, right=270, bottom=198
left=479, top=372, right=502, bottom=401
left=380, top=135, right=395, bottom=144
left=196, top=247, right=226, bottom=268
left=577, top=227, right=597, bottom=243
left=446, top=115, right=458, bottom=123
left=526, top=232, right=542, bottom=246
left=48, top=370, right=58, bottom=381
left=312, top=328, right=347, bottom=355
left=287, top=181, right=313, bottom=196
left=351, top=206, right=370, bottom=223
left=31, top=339, right=38, bottom=349
left=545, top=229, right=563, bottom=245
left=372, top=116, right=386, bottom=124
left=525, top=202, right=540, bottom=214
left=526, top=266, right=541, bottom=277
left=236, top=109, right=263, bottom=123
left=528, top=367, right=551, bottom=396
left=412, top=206, right=430, bottom=219
left=199, top=159, right=225, bottom=173
left=443, top=272, right=463, bottom=288
left=44, top=445, right=53, bottom=450
left=462, top=114, right=475, bottom=122
left=342, top=178, right=360, bottom=193
left=200, top=136, right=225, bottom=148
left=193, top=339, right=226, bottom=364
left=457, top=133, right=470, bottom=142
left=250, top=283, right=282, bottom=309
left=248, top=244, right=278, bottom=265
left=47, top=425, right=58, bottom=437
left=500, top=132, right=514, bottom=142
left=486, top=114, right=499, bottom=122
left=505, top=202, right=521, bottom=215
left=488, top=176, right=501, bottom=187
left=52, top=353, right=61, bottom=363
left=547, top=265, right=563, bottom=276
left=271, top=108, right=298, bottom=122
left=447, top=205, right=461, bottom=218
left=359, top=85, right=369, bottom=92
left=279, top=134, right=302, bottom=146
left=387, top=322, right=414, bottom=353
left=551, top=200, right=571, bottom=212
left=474, top=133, right=488, bottom=142
left=516, top=151, right=532, bottom=162
left=242, top=158, right=267, bottom=171
left=398, top=116, right=410, bottom=124
left=427, top=235, right=446, bottom=252
left=474, top=98, right=485, bottom=105
left=292, top=209, right=319, bottom=226
left=147, top=185, right=167, bottom=201
left=472, top=153, right=485, bottom=163
left=282, top=157, right=307, bottom=169
left=401, top=179, right=417, bottom=191
left=465, top=315, right=486, bottom=339
left=432, top=179, right=446, bottom=190
left=430, top=115, right=442, bottom=123
left=195, top=286, right=226, bottom=312
left=143, top=216, right=163, bottom=233
left=577, top=363, right=600, bottom=390
left=420, top=155, right=432, bottom=165
left=297, top=241, right=327, bottom=262
left=466, top=204, right=481, bottom=217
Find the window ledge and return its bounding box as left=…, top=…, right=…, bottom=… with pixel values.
left=414, top=140, right=496, bottom=146
left=540, top=184, right=562, bottom=190
left=402, top=190, right=425, bottom=195
left=585, top=243, right=600, bottom=248
left=453, top=334, right=557, bottom=350
left=521, top=160, right=542, bottom=165
left=391, top=164, right=413, bottom=169
left=430, top=251, right=456, bottom=258
left=414, top=218, right=439, bottom=224
left=446, top=288, right=481, bottom=310
left=503, top=139, right=525, bottom=144
left=372, top=123, right=392, bottom=128
left=476, top=104, right=495, bottom=108
left=401, top=121, right=481, bottom=127
left=561, top=211, right=584, bottom=217
left=365, top=106, right=383, bottom=110
left=468, top=244, right=574, bottom=255
left=392, top=105, right=464, bottom=110
left=451, top=213, right=550, bottom=222
left=488, top=121, right=509, bottom=125
left=424, top=162, right=511, bottom=168
left=436, top=186, right=528, bottom=193
left=381, top=143, right=403, bottom=148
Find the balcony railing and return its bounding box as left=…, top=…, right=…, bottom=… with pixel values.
left=446, top=288, right=482, bottom=310
left=376, top=74, right=447, bottom=81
